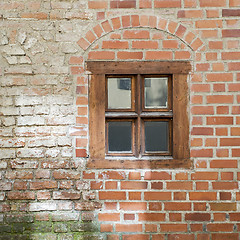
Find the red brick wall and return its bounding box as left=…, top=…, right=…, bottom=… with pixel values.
left=0, top=0, right=240, bottom=239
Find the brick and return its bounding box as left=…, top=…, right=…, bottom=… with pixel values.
left=151, top=182, right=163, bottom=189
left=144, top=192, right=171, bottom=200
left=223, top=9, right=240, bottom=17
left=99, top=191, right=126, bottom=200
left=191, top=172, right=218, bottom=180
left=117, top=51, right=143, bottom=60
left=29, top=202, right=57, bottom=211
left=200, top=0, right=226, bottom=7
left=145, top=171, right=171, bottom=180
left=212, top=182, right=238, bottom=190
left=131, top=15, right=140, bottom=27
left=112, top=17, right=121, bottom=30
left=145, top=51, right=173, bottom=60
left=139, top=0, right=152, bottom=8
left=212, top=233, right=239, bottom=240
left=110, top=0, right=136, bottom=8
left=139, top=213, right=165, bottom=221
left=121, top=181, right=147, bottom=189
left=149, top=202, right=162, bottom=211
left=122, top=234, right=149, bottom=240
left=164, top=203, right=191, bottom=211
left=88, top=51, right=115, bottom=60
left=206, top=95, right=233, bottom=104
left=223, top=29, right=240, bottom=38
left=120, top=202, right=147, bottom=211
left=228, top=62, right=240, bottom=70
left=209, top=41, right=223, bottom=49
left=230, top=0, right=240, bottom=6
left=220, top=192, right=231, bottom=200
left=123, top=30, right=150, bottom=39
left=189, top=192, right=217, bottom=201
left=162, top=40, right=178, bottom=49
left=99, top=213, right=120, bottom=221
left=207, top=117, right=233, bottom=125
left=30, top=181, right=57, bottom=190
left=206, top=73, right=233, bottom=82
left=102, top=40, right=129, bottom=49
left=53, top=191, right=81, bottom=200
left=175, top=51, right=191, bottom=60
left=191, top=149, right=213, bottom=158
left=210, top=160, right=238, bottom=168
left=210, top=203, right=236, bottom=211
left=185, top=213, right=211, bottom=221
left=88, top=1, right=107, bottom=9
left=222, top=52, right=240, bottom=60
left=99, top=171, right=126, bottom=179
left=229, top=213, right=240, bottom=221
left=8, top=192, right=35, bottom=200
left=154, top=0, right=181, bottom=8
left=167, top=182, right=193, bottom=190
left=177, top=10, right=203, bottom=18
left=160, top=224, right=187, bottom=232
left=191, top=107, right=213, bottom=115
left=132, top=40, right=158, bottom=49
left=117, top=224, right=142, bottom=232
left=196, top=20, right=222, bottom=28
left=220, top=138, right=240, bottom=146
left=101, top=20, right=113, bottom=33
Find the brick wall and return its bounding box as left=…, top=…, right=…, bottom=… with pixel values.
left=0, top=0, right=240, bottom=239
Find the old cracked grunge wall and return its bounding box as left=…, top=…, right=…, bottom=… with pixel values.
left=0, top=0, right=240, bottom=240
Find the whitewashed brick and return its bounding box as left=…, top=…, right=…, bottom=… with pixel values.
left=52, top=212, right=79, bottom=221
left=10, top=160, right=38, bottom=169
left=0, top=149, right=15, bottom=159
left=35, top=105, right=49, bottom=115
left=29, top=202, right=57, bottom=211
left=0, top=138, right=25, bottom=148
left=5, top=56, right=18, bottom=65
left=3, top=45, right=25, bottom=55
left=0, top=161, right=7, bottom=169
left=46, top=116, right=75, bottom=125
left=2, top=117, right=15, bottom=126
left=16, top=148, right=44, bottom=158
left=45, top=149, right=60, bottom=158
left=61, top=148, right=73, bottom=158
left=61, top=42, right=78, bottom=53
left=0, top=107, right=19, bottom=116
left=0, top=182, right=11, bottom=190
left=0, top=127, right=13, bottom=137
left=57, top=201, right=73, bottom=210
left=57, top=137, right=72, bottom=147
left=28, top=137, right=56, bottom=147
left=17, top=116, right=45, bottom=126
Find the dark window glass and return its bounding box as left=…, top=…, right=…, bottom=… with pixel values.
left=108, top=121, right=132, bottom=152
left=144, top=121, right=168, bottom=152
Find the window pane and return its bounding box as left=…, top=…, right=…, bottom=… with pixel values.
left=144, top=121, right=168, bottom=152
left=144, top=77, right=168, bottom=108
left=108, top=78, right=131, bottom=109
left=108, top=121, right=132, bottom=152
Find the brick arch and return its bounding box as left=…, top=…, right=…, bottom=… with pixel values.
left=77, top=14, right=204, bottom=52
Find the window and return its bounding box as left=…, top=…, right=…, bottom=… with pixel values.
left=86, top=61, right=191, bottom=169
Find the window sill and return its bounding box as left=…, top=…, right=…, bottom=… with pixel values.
left=87, top=157, right=192, bottom=169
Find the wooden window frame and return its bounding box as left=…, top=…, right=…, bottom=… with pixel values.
left=86, top=61, right=191, bottom=169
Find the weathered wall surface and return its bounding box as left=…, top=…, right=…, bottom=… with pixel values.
left=0, top=0, right=240, bottom=239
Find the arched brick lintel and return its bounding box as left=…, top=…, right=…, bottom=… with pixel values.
left=77, top=14, right=205, bottom=52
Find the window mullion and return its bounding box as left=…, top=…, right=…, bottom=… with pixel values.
left=136, top=74, right=142, bottom=158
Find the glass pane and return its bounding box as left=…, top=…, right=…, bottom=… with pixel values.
left=145, top=121, right=168, bottom=152
left=108, top=121, right=132, bottom=152
left=144, top=77, right=168, bottom=108
left=108, top=77, right=131, bottom=109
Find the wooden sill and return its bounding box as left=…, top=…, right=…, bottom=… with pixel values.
left=87, top=158, right=192, bottom=169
